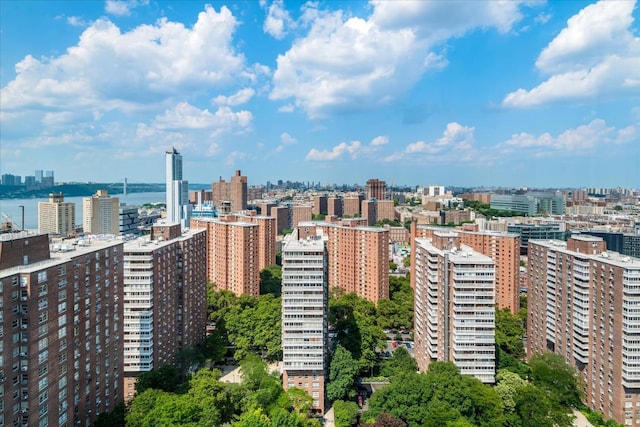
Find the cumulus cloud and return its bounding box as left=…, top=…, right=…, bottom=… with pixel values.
left=271, top=1, right=527, bottom=118
left=503, top=0, right=640, bottom=107
left=105, top=0, right=149, bottom=17
left=384, top=122, right=477, bottom=162
left=306, top=141, right=362, bottom=161
left=501, top=119, right=637, bottom=154
left=275, top=132, right=298, bottom=152
left=67, top=16, right=90, bottom=27
left=1, top=5, right=250, bottom=113
left=213, top=88, right=255, bottom=106
left=263, top=0, right=296, bottom=39
left=305, top=134, right=390, bottom=161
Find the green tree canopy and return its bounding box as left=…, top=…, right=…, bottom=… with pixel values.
left=333, top=400, right=360, bottom=427
left=529, top=353, right=583, bottom=407
left=260, top=265, right=282, bottom=297
left=380, top=347, right=417, bottom=378
left=327, top=345, right=359, bottom=401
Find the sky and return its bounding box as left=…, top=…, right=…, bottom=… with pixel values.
left=0, top=0, right=639, bottom=188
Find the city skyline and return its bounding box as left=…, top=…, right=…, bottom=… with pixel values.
left=1, top=0, right=639, bottom=187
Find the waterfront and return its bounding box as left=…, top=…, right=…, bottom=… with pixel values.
left=0, top=191, right=166, bottom=230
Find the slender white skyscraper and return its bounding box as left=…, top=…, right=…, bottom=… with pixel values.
left=165, top=147, right=191, bottom=228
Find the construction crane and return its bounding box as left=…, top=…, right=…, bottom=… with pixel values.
left=1, top=211, right=20, bottom=233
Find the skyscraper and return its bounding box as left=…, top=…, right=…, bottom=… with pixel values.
left=413, top=232, right=496, bottom=383
left=38, top=193, right=75, bottom=236
left=527, top=235, right=640, bottom=425
left=82, top=189, right=119, bottom=235
left=165, top=148, right=191, bottom=228
left=281, top=231, right=328, bottom=414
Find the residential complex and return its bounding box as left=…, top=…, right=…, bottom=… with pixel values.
left=165, top=148, right=191, bottom=229
left=412, top=224, right=520, bottom=313
left=38, top=193, right=76, bottom=237
left=82, top=190, right=119, bottom=235
left=527, top=235, right=640, bottom=425
left=118, top=204, right=140, bottom=236
left=122, top=223, right=207, bottom=400
left=211, top=170, right=248, bottom=213
left=297, top=221, right=389, bottom=302
left=281, top=231, right=328, bottom=414
left=413, top=231, right=496, bottom=383
left=191, top=213, right=276, bottom=297
left=365, top=179, right=386, bottom=200
left=0, top=232, right=124, bottom=427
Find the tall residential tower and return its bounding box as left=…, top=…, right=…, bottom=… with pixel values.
left=281, top=231, right=328, bottom=414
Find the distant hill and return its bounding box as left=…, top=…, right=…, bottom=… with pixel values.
left=0, top=183, right=165, bottom=199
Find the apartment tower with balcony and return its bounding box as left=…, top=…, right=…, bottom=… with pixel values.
left=413, top=231, right=496, bottom=383
left=527, top=235, right=640, bottom=425
left=281, top=231, right=328, bottom=414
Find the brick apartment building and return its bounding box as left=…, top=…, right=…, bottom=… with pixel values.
left=297, top=221, right=389, bottom=302
left=122, top=224, right=207, bottom=401
left=527, top=235, right=640, bottom=425
left=1, top=232, right=123, bottom=427
left=412, top=224, right=520, bottom=313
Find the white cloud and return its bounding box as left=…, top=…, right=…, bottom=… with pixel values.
left=534, top=12, right=552, bottom=25
left=67, top=16, right=89, bottom=27
left=213, top=88, right=255, bottom=106
left=370, top=135, right=388, bottom=146
left=306, top=141, right=362, bottom=161
left=280, top=132, right=297, bottom=145
left=384, top=122, right=477, bottom=162
left=501, top=119, right=636, bottom=154
left=1, top=5, right=251, bottom=113
left=305, top=133, right=392, bottom=161
left=152, top=102, right=253, bottom=131
left=263, top=0, right=296, bottom=39
left=105, top=0, right=148, bottom=17
left=503, top=1, right=640, bottom=107
left=271, top=1, right=527, bottom=118
left=278, top=104, right=295, bottom=113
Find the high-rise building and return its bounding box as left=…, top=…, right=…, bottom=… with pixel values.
left=122, top=224, right=207, bottom=400
left=366, top=178, right=386, bottom=200
left=507, top=223, right=568, bottom=255
left=281, top=231, right=328, bottom=414
left=413, top=232, right=496, bottom=383
left=413, top=225, right=520, bottom=313
left=165, top=148, right=191, bottom=228
left=527, top=235, right=640, bottom=425
left=211, top=170, right=248, bottom=213
left=342, top=197, right=360, bottom=218
left=83, top=189, right=119, bottom=235
left=0, top=232, right=124, bottom=427
left=297, top=222, right=389, bottom=302
left=312, top=195, right=328, bottom=216
left=191, top=215, right=275, bottom=296
left=327, top=197, right=343, bottom=217
left=35, top=170, right=43, bottom=183
left=38, top=193, right=76, bottom=236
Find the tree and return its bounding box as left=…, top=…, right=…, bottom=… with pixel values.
left=514, top=384, right=574, bottom=427
left=240, top=354, right=284, bottom=412
left=135, top=364, right=180, bottom=394
left=94, top=402, right=125, bottom=427
left=529, top=353, right=583, bottom=407
left=260, top=265, right=282, bottom=297
left=389, top=261, right=398, bottom=271
left=366, top=413, right=407, bottom=427
left=334, top=400, right=360, bottom=427
left=233, top=408, right=272, bottom=427
left=380, top=347, right=417, bottom=378
left=327, top=345, right=359, bottom=401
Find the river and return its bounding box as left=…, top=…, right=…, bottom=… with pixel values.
left=0, top=192, right=167, bottom=230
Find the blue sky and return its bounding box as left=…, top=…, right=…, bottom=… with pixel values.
left=1, top=0, right=639, bottom=188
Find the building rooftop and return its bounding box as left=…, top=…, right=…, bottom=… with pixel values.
left=416, top=237, right=494, bottom=264
left=123, top=227, right=205, bottom=252
left=1, top=234, right=123, bottom=279
left=531, top=239, right=640, bottom=268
